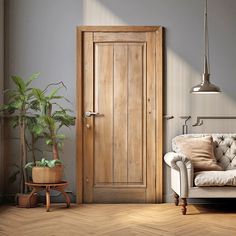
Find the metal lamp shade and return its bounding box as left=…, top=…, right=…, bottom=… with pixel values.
left=190, top=0, right=221, bottom=94
left=190, top=73, right=221, bottom=94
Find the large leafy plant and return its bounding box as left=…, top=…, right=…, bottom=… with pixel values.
left=32, top=83, right=75, bottom=160
left=0, top=73, right=40, bottom=193
left=1, top=73, right=75, bottom=194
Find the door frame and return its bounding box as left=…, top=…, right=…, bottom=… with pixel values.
left=76, top=26, right=164, bottom=204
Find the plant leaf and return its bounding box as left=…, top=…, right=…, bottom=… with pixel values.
left=11, top=76, right=26, bottom=94
left=26, top=72, right=40, bottom=86
left=25, top=162, right=35, bottom=169
left=8, top=170, right=20, bottom=183
left=48, top=86, right=63, bottom=99
left=32, top=88, right=45, bottom=101
left=56, top=133, right=65, bottom=139
left=46, top=138, right=53, bottom=145
left=47, top=159, right=62, bottom=168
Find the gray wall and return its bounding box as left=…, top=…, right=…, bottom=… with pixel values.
left=4, top=0, right=236, bottom=202
left=0, top=0, right=4, bottom=202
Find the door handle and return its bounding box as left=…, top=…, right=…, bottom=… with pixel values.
left=84, top=111, right=101, bottom=118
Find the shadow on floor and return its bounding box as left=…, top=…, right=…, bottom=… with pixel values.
left=188, top=202, right=236, bottom=215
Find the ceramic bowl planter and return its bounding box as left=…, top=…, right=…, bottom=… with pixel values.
left=32, top=165, right=63, bottom=183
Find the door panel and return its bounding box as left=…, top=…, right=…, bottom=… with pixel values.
left=127, top=43, right=145, bottom=184
left=94, top=42, right=146, bottom=188
left=113, top=44, right=128, bottom=183
left=81, top=29, right=162, bottom=203
left=94, top=32, right=146, bottom=42
left=94, top=44, right=113, bottom=185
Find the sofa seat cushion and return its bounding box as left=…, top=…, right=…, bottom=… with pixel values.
left=194, top=170, right=236, bottom=187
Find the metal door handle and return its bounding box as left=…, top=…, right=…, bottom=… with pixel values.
left=84, top=111, right=101, bottom=118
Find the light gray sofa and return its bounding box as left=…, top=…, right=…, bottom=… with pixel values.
left=164, top=134, right=236, bottom=215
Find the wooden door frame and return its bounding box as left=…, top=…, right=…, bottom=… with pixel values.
left=76, top=26, right=164, bottom=204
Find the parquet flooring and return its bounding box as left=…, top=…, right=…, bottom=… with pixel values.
left=1, top=203, right=236, bottom=236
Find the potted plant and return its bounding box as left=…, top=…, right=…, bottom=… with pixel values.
left=25, top=82, right=75, bottom=183
left=25, top=158, right=63, bottom=183
left=0, top=73, right=40, bottom=207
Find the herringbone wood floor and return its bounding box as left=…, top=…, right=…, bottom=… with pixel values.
left=1, top=204, right=236, bottom=236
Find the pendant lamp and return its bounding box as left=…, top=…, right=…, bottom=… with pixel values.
left=190, top=0, right=221, bottom=94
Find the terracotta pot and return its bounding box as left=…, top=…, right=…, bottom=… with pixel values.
left=32, top=165, right=63, bottom=183
left=17, top=193, right=38, bottom=208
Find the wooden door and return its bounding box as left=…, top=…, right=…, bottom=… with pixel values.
left=77, top=26, right=163, bottom=203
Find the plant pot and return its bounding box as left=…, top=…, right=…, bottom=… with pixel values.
left=17, top=193, right=38, bottom=208
left=32, top=165, right=63, bottom=183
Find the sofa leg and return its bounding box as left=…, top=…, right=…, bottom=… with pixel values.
left=173, top=192, right=179, bottom=206
left=181, top=198, right=187, bottom=215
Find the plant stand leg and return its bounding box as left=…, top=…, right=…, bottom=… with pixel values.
left=181, top=198, right=187, bottom=215
left=55, top=186, right=71, bottom=208
left=27, top=187, right=37, bottom=207
left=27, top=187, right=42, bottom=207
left=173, top=192, right=179, bottom=206
left=46, top=186, right=51, bottom=212
left=61, top=190, right=71, bottom=208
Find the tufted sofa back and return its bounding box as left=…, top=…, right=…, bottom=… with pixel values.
left=172, top=134, right=236, bottom=171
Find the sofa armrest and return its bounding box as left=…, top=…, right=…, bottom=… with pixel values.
left=164, top=152, right=194, bottom=197
left=164, top=152, right=192, bottom=170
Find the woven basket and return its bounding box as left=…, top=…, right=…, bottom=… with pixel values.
left=32, top=165, right=63, bottom=183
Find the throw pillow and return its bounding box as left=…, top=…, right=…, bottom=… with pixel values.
left=174, top=136, right=223, bottom=172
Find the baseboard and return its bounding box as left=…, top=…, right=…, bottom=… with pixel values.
left=164, top=193, right=173, bottom=203
left=164, top=193, right=236, bottom=204
left=3, top=192, right=235, bottom=205
left=38, top=191, right=76, bottom=203
left=188, top=198, right=236, bottom=204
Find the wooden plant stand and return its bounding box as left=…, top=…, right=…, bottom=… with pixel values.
left=25, top=181, right=70, bottom=212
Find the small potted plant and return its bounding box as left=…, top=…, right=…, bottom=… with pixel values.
left=25, top=158, right=63, bottom=183
left=25, top=82, right=75, bottom=183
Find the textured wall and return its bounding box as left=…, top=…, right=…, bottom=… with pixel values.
left=4, top=0, right=236, bottom=202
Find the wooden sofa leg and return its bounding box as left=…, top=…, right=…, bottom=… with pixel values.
left=181, top=198, right=187, bottom=215
left=173, top=192, right=179, bottom=206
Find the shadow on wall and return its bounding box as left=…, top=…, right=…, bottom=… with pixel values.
left=81, top=0, right=236, bottom=142
left=94, top=0, right=203, bottom=71
left=94, top=0, right=236, bottom=108
left=4, top=0, right=83, bottom=196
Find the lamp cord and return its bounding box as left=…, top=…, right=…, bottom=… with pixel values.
left=204, top=0, right=210, bottom=74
